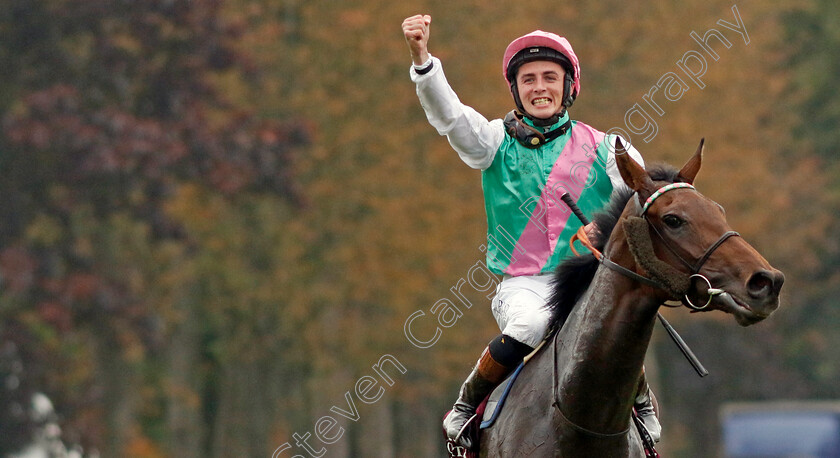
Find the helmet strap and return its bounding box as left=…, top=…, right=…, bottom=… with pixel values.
left=562, top=72, right=575, bottom=108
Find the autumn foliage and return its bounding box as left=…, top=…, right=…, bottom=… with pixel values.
left=1, top=0, right=839, bottom=456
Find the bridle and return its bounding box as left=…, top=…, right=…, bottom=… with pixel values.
left=638, top=182, right=741, bottom=309
left=551, top=183, right=730, bottom=439
left=570, top=182, right=740, bottom=310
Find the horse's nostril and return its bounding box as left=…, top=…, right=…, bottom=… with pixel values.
left=747, top=270, right=781, bottom=299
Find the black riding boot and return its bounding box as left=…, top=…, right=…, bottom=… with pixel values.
left=442, top=347, right=513, bottom=450
left=634, top=371, right=661, bottom=443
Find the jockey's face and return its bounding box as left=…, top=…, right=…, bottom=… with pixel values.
left=516, top=60, right=566, bottom=120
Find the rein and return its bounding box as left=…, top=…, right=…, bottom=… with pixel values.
left=570, top=183, right=740, bottom=310
left=550, top=186, right=726, bottom=440
left=562, top=185, right=732, bottom=379
left=570, top=228, right=663, bottom=291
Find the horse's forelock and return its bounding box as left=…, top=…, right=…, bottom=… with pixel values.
left=647, top=163, right=684, bottom=184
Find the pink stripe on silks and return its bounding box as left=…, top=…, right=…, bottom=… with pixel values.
left=504, top=124, right=606, bottom=276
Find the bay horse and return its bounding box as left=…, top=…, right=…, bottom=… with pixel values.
left=477, top=140, right=784, bottom=457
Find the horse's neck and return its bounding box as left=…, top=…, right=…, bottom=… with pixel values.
left=556, top=257, right=661, bottom=434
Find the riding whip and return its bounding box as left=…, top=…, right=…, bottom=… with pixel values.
left=559, top=193, right=709, bottom=377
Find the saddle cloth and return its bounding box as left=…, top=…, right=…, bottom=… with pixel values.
left=480, top=337, right=546, bottom=429
left=480, top=363, right=525, bottom=429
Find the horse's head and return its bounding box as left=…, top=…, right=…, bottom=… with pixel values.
left=613, top=139, right=784, bottom=326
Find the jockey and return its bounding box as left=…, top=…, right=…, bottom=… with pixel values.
left=402, top=15, right=661, bottom=450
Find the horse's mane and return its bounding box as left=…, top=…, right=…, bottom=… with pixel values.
left=547, top=163, right=683, bottom=330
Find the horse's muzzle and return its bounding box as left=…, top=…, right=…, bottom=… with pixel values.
left=724, top=268, right=784, bottom=326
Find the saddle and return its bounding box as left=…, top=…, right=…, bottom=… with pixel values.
left=443, top=343, right=538, bottom=458
left=444, top=340, right=660, bottom=458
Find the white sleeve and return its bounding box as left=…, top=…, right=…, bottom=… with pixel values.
left=605, top=134, right=646, bottom=192
left=410, top=56, right=504, bottom=170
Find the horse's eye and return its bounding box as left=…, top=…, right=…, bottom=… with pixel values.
left=662, top=215, right=684, bottom=229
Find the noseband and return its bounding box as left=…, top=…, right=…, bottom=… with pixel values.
left=570, top=182, right=740, bottom=310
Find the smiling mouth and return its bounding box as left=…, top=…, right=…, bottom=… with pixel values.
left=531, top=97, right=552, bottom=107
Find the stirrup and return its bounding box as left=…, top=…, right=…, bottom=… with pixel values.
left=453, top=413, right=477, bottom=445
left=632, top=408, right=660, bottom=457
left=444, top=411, right=477, bottom=457
left=446, top=440, right=469, bottom=458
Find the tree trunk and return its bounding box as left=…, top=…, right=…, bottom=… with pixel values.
left=165, top=294, right=204, bottom=458
left=357, top=392, right=395, bottom=457
left=95, top=327, right=140, bottom=457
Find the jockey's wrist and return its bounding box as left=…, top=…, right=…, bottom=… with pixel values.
left=413, top=55, right=433, bottom=74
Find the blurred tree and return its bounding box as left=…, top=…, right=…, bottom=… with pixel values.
left=782, top=0, right=840, bottom=295
left=0, top=0, right=308, bottom=455
left=2, top=0, right=837, bottom=456
left=784, top=0, right=840, bottom=160
left=647, top=1, right=840, bottom=455
left=776, top=0, right=840, bottom=400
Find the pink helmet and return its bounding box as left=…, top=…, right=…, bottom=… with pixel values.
left=502, top=30, right=581, bottom=106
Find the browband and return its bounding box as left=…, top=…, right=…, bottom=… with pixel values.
left=640, top=183, right=695, bottom=215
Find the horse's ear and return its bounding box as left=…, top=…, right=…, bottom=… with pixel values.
left=614, top=137, right=654, bottom=198
left=677, top=138, right=704, bottom=184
